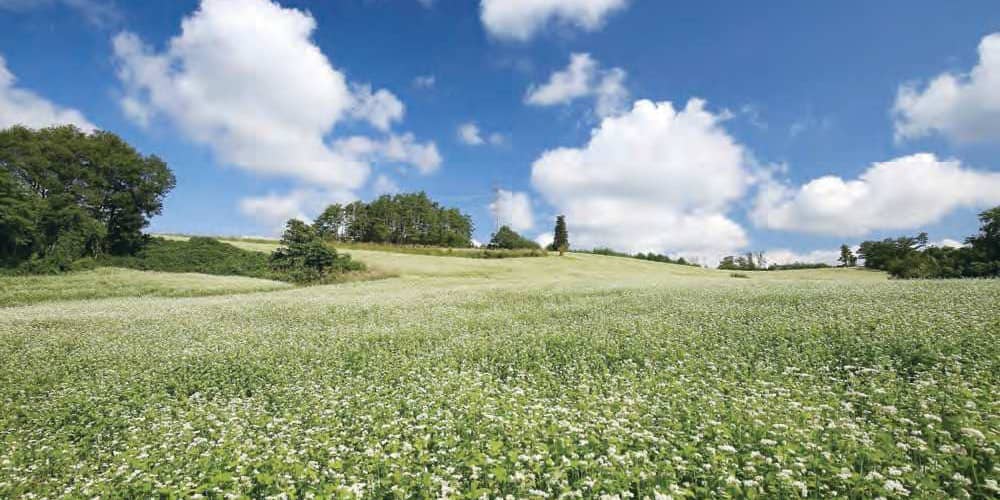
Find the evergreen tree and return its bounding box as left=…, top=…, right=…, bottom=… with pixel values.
left=552, top=215, right=569, bottom=255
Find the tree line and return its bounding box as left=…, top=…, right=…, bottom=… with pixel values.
left=1, top=125, right=175, bottom=272
left=858, top=206, right=1000, bottom=279
left=313, top=192, right=473, bottom=247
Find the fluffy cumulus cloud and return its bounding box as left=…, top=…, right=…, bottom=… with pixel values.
left=525, top=53, right=627, bottom=117
left=893, top=33, right=1000, bottom=143
left=752, top=153, right=1000, bottom=236
left=349, top=84, right=404, bottom=132
left=332, top=133, right=441, bottom=175
left=480, top=0, right=627, bottom=41
left=112, top=0, right=438, bottom=227
left=531, top=99, right=752, bottom=260
left=489, top=189, right=535, bottom=232
left=0, top=55, right=95, bottom=131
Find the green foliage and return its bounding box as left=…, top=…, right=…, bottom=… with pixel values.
left=0, top=125, right=175, bottom=271
left=838, top=244, right=858, bottom=267
left=718, top=252, right=767, bottom=271
left=860, top=207, right=1000, bottom=279
left=100, top=237, right=276, bottom=280
left=587, top=247, right=700, bottom=267
left=270, top=219, right=364, bottom=283
left=487, top=225, right=540, bottom=250
left=315, top=192, right=473, bottom=247
left=549, top=215, right=569, bottom=253
left=767, top=262, right=832, bottom=271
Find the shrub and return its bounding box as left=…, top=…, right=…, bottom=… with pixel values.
left=269, top=220, right=364, bottom=284
left=487, top=225, right=540, bottom=250
left=100, top=237, right=276, bottom=280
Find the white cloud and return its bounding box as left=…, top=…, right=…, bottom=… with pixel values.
left=763, top=248, right=842, bottom=267
left=458, top=122, right=506, bottom=146
left=489, top=189, right=535, bottom=232
left=531, top=99, right=751, bottom=259
left=480, top=0, right=627, bottom=41
left=372, top=174, right=400, bottom=195
left=458, top=122, right=485, bottom=145
left=752, top=153, right=1000, bottom=236
left=932, top=238, right=967, bottom=248
left=413, top=74, right=436, bottom=89
left=112, top=0, right=436, bottom=204
left=333, top=133, right=441, bottom=175
left=525, top=53, right=628, bottom=117
left=239, top=188, right=354, bottom=233
left=349, top=84, right=404, bottom=131
left=0, top=54, right=95, bottom=132
left=893, top=33, right=1000, bottom=143
left=534, top=231, right=553, bottom=249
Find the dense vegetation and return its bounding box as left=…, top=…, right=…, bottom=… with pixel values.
left=270, top=219, right=364, bottom=283
left=767, top=262, right=832, bottom=271
left=1, top=254, right=996, bottom=498
left=859, top=206, right=1000, bottom=279
left=487, top=225, right=541, bottom=250
left=589, top=247, right=699, bottom=266
left=97, top=227, right=364, bottom=285
left=313, top=192, right=473, bottom=247
left=99, top=237, right=276, bottom=280
left=719, top=253, right=835, bottom=272
left=0, top=125, right=175, bottom=272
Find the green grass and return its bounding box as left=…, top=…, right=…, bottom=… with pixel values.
left=327, top=241, right=547, bottom=258
left=0, top=267, right=291, bottom=307
left=1, top=247, right=997, bottom=498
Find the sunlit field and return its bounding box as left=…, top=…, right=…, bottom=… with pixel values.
left=1, top=248, right=997, bottom=498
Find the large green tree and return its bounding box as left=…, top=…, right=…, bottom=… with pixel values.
left=314, top=192, right=473, bottom=247
left=0, top=125, right=175, bottom=269
left=488, top=225, right=540, bottom=250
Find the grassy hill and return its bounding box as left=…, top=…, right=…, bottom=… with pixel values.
left=0, top=240, right=997, bottom=498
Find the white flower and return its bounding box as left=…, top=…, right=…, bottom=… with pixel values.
left=883, top=479, right=910, bottom=496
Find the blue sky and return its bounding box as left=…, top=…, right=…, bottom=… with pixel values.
left=2, top=0, right=1000, bottom=264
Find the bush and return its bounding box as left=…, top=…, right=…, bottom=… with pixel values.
left=269, top=220, right=364, bottom=284
left=487, top=225, right=540, bottom=250
left=100, top=237, right=276, bottom=280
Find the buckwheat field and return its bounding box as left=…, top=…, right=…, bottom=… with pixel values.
left=1, top=249, right=997, bottom=499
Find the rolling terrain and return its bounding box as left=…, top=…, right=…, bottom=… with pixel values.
left=1, top=243, right=997, bottom=498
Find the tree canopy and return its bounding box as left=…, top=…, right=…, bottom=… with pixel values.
left=0, top=125, right=175, bottom=271
left=270, top=219, right=363, bottom=283
left=858, top=207, right=1000, bottom=279
left=313, top=192, right=473, bottom=247
left=488, top=225, right=540, bottom=250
